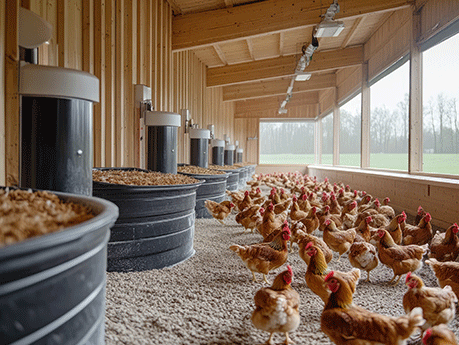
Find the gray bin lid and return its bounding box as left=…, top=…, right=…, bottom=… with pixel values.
left=19, top=63, right=99, bottom=103
left=211, top=139, right=225, bottom=147
left=225, top=144, right=235, bottom=151
left=190, top=128, right=211, bottom=139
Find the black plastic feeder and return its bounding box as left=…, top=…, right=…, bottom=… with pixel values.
left=236, top=148, right=244, bottom=163
left=19, top=63, right=99, bottom=196
left=0, top=187, right=118, bottom=345
left=92, top=168, right=203, bottom=272
left=145, top=111, right=181, bottom=174
left=179, top=170, right=230, bottom=218
left=190, top=128, right=211, bottom=168
left=211, top=139, right=225, bottom=166
left=224, top=144, right=235, bottom=166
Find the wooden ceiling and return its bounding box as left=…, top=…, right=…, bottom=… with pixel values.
left=169, top=0, right=412, bottom=105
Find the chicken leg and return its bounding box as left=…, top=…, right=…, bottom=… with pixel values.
left=284, top=332, right=295, bottom=344
left=252, top=271, right=258, bottom=282
left=263, top=274, right=269, bottom=284
left=391, top=275, right=402, bottom=286
left=265, top=332, right=275, bottom=345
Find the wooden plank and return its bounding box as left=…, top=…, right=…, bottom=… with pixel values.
left=207, top=46, right=363, bottom=87
left=333, top=91, right=340, bottom=166
left=104, top=0, right=114, bottom=166
left=82, top=0, right=94, bottom=74
left=341, top=17, right=364, bottom=48
left=223, top=73, right=336, bottom=101
left=213, top=44, right=227, bottom=65
left=409, top=10, right=422, bottom=173
left=5, top=0, right=19, bottom=185
left=57, top=0, right=66, bottom=67
left=115, top=0, right=124, bottom=166
left=93, top=0, right=104, bottom=166
left=0, top=0, right=5, bottom=184
left=235, top=92, right=319, bottom=113
left=172, top=0, right=412, bottom=51
left=124, top=0, right=133, bottom=166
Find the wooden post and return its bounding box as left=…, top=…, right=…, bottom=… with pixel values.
left=361, top=62, right=370, bottom=168
left=333, top=89, right=340, bottom=166
left=409, top=8, right=423, bottom=173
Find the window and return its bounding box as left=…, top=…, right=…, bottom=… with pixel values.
left=370, top=60, right=409, bottom=171
left=321, top=113, right=333, bottom=165
left=422, top=33, right=459, bottom=175
left=339, top=93, right=361, bottom=167
left=259, top=121, right=315, bottom=164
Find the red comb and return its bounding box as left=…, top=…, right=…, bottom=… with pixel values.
left=230, top=203, right=235, bottom=207
left=325, top=219, right=331, bottom=226
left=293, top=195, right=297, bottom=202
left=287, top=265, right=293, bottom=276
left=366, top=216, right=372, bottom=223
left=305, top=242, right=314, bottom=250
left=324, top=271, right=334, bottom=282
left=423, top=328, right=432, bottom=344
left=417, top=206, right=423, bottom=214
left=244, top=190, right=249, bottom=196
left=405, top=272, right=412, bottom=282
left=302, top=194, right=307, bottom=201
left=425, top=213, right=431, bottom=222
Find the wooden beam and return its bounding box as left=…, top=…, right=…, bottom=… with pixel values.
left=246, top=38, right=254, bottom=60
left=341, top=17, right=363, bottom=49
left=166, top=0, right=181, bottom=15
left=223, top=73, right=336, bottom=101
left=224, top=0, right=234, bottom=7
left=213, top=44, right=227, bottom=65
left=235, top=92, right=319, bottom=113
left=208, top=46, right=363, bottom=87
left=172, top=0, right=412, bottom=51
left=279, top=32, right=284, bottom=56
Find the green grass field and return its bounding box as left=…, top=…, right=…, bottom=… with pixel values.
left=259, top=153, right=459, bottom=175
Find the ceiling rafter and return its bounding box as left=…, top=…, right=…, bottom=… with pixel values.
left=207, top=46, right=364, bottom=87
left=279, top=32, right=284, bottom=56
left=223, top=73, right=336, bottom=101
left=213, top=44, right=228, bottom=65
left=341, top=17, right=364, bottom=49
left=246, top=38, right=254, bottom=60
left=172, top=0, right=412, bottom=51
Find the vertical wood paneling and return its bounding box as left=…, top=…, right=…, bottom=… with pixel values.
left=5, top=0, right=20, bottom=186
left=123, top=0, right=134, bottom=166
left=82, top=0, right=94, bottom=74
left=0, top=0, right=7, bottom=185
left=115, top=0, right=124, bottom=165
left=93, top=0, right=104, bottom=166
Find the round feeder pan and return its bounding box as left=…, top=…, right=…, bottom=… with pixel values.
left=92, top=168, right=203, bottom=272
left=237, top=166, right=249, bottom=190
left=220, top=168, right=240, bottom=192
left=178, top=171, right=229, bottom=219
left=0, top=187, right=118, bottom=345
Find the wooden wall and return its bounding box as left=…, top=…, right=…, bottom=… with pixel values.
left=308, top=165, right=459, bottom=229
left=1, top=0, right=232, bottom=185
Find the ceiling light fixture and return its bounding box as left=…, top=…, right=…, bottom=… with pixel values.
left=314, top=0, right=344, bottom=38
left=294, top=72, right=312, bottom=81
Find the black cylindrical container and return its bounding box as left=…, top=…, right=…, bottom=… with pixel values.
left=145, top=111, right=181, bottom=174
left=236, top=148, right=243, bottom=163
left=19, top=64, right=99, bottom=196
left=0, top=187, right=118, bottom=345
left=179, top=171, right=229, bottom=218
left=224, top=144, right=235, bottom=166
left=190, top=128, right=211, bottom=168
left=211, top=139, right=225, bottom=166
left=93, top=168, right=203, bottom=272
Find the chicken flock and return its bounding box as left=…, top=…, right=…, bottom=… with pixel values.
left=204, top=171, right=459, bottom=345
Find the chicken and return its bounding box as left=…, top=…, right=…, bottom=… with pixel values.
left=348, top=241, right=379, bottom=282
left=321, top=270, right=425, bottom=345
left=422, top=324, right=458, bottom=345
left=251, top=265, right=300, bottom=345
left=229, top=225, right=290, bottom=283
left=429, top=223, right=459, bottom=262
left=236, top=190, right=253, bottom=212
left=236, top=205, right=262, bottom=233
left=416, top=206, right=428, bottom=225
left=376, top=228, right=428, bottom=285
left=382, top=212, right=406, bottom=245
left=318, top=205, right=343, bottom=231
left=288, top=221, right=307, bottom=252
left=353, top=216, right=374, bottom=243
left=297, top=230, right=333, bottom=265
left=258, top=203, right=286, bottom=240
left=289, top=195, right=308, bottom=221
left=403, top=212, right=433, bottom=246
left=357, top=194, right=373, bottom=212
left=298, top=206, right=320, bottom=234
left=204, top=200, right=235, bottom=224
left=273, top=198, right=292, bottom=215
left=354, top=210, right=390, bottom=229
left=329, top=193, right=342, bottom=215
left=403, top=272, right=457, bottom=329
left=379, top=197, right=396, bottom=219
left=425, top=259, right=459, bottom=299
left=249, top=187, right=263, bottom=199
left=297, top=193, right=311, bottom=212
left=323, top=219, right=356, bottom=261
left=303, top=243, right=360, bottom=304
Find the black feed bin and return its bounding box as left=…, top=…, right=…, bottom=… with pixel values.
left=190, top=128, right=211, bottom=168
left=224, top=144, right=235, bottom=166
left=0, top=187, right=118, bottom=345
left=92, top=168, right=203, bottom=272
left=236, top=148, right=244, bottom=163
left=19, top=63, right=99, bottom=196
left=179, top=171, right=230, bottom=219
left=145, top=111, right=181, bottom=174
left=211, top=139, right=225, bottom=166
